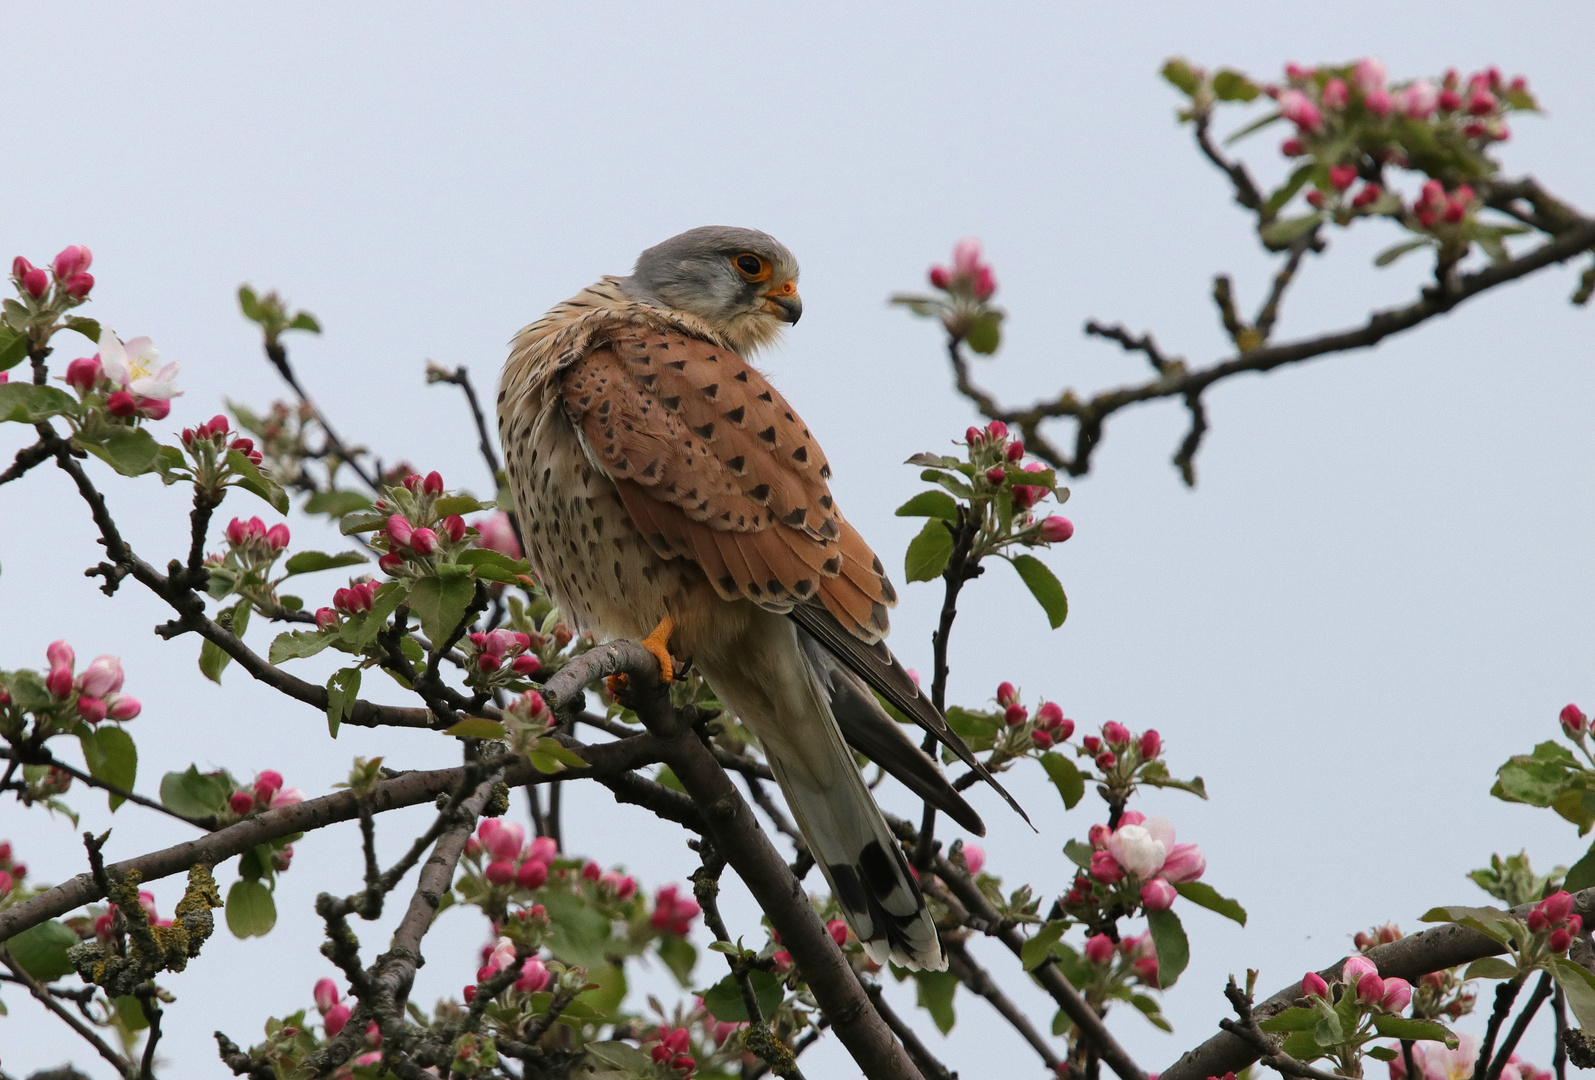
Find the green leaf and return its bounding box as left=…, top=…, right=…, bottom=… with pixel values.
left=282, top=550, right=368, bottom=577
left=895, top=490, right=960, bottom=521
left=1138, top=760, right=1209, bottom=798
left=921, top=468, right=975, bottom=498
left=238, top=285, right=262, bottom=322
left=5, top=920, right=79, bottom=980
left=113, top=994, right=150, bottom=1032
left=326, top=667, right=361, bottom=738
left=1551, top=957, right=1595, bottom=1030
left=1368, top=1047, right=1400, bottom=1062
left=1281, top=1030, right=1326, bottom=1062
left=79, top=725, right=137, bottom=812
left=1372, top=1016, right=1459, bottom=1046
left=304, top=489, right=374, bottom=518
left=1565, top=840, right=1595, bottom=892
left=445, top=717, right=507, bottom=740
left=1259, top=1007, right=1319, bottom=1033
left=408, top=575, right=477, bottom=645
left=1160, top=57, right=1202, bottom=96
left=268, top=629, right=335, bottom=664
left=904, top=519, right=954, bottom=583
left=1039, top=752, right=1085, bottom=809
left=534, top=737, right=590, bottom=769
left=1009, top=554, right=1067, bottom=628
left=201, top=602, right=249, bottom=683
left=347, top=582, right=408, bottom=650
left=1005, top=465, right=1057, bottom=491
left=62, top=316, right=101, bottom=343
left=1264, top=164, right=1316, bottom=216
left=584, top=1042, right=658, bottom=1073
left=657, top=935, right=696, bottom=987
left=1173, top=881, right=1247, bottom=926
left=0, top=326, right=27, bottom=372
left=1419, top=905, right=1518, bottom=946
left=160, top=765, right=229, bottom=818
left=1212, top=69, right=1259, bottom=102
left=1128, top=992, right=1172, bottom=1032
left=288, top=312, right=321, bottom=333
left=944, top=706, right=1002, bottom=751
left=1261, top=212, right=1323, bottom=247
left=1146, top=908, right=1189, bottom=988
left=339, top=509, right=388, bottom=535
left=226, top=449, right=289, bottom=513
left=1022, top=920, right=1067, bottom=972
left=1224, top=110, right=1284, bottom=145
left=1062, top=839, right=1095, bottom=870
left=434, top=494, right=489, bottom=516
left=1314, top=1006, right=1346, bottom=1048
left=1463, top=957, right=1519, bottom=980
left=1374, top=238, right=1435, bottom=268
left=225, top=878, right=277, bottom=938
left=701, top=969, right=784, bottom=1022
left=79, top=426, right=163, bottom=477
left=965, top=311, right=1002, bottom=355
left=915, top=969, right=960, bottom=1034
left=456, top=547, right=531, bottom=584
left=0, top=382, right=76, bottom=423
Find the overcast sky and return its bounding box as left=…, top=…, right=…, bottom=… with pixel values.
left=4, top=3, right=1595, bottom=1077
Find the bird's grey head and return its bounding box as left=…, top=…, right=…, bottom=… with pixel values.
left=618, top=226, right=802, bottom=355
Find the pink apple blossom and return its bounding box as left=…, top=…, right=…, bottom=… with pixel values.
left=475, top=512, right=522, bottom=559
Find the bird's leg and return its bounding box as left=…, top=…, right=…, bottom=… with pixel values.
left=605, top=615, right=678, bottom=699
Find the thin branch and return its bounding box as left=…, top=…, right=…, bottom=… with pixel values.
left=1085, top=321, right=1182, bottom=376
left=2, top=746, right=216, bottom=830
left=1194, top=112, right=1268, bottom=220
left=1488, top=972, right=1554, bottom=1080
left=426, top=363, right=502, bottom=485
left=1476, top=978, right=1525, bottom=1080
left=0, top=950, right=132, bottom=1076
left=137, top=983, right=164, bottom=1080
left=944, top=939, right=1061, bottom=1071
left=861, top=978, right=955, bottom=1080
left=1219, top=977, right=1345, bottom=1080
left=1553, top=985, right=1568, bottom=1080
left=262, top=337, right=380, bottom=492
left=0, top=436, right=53, bottom=485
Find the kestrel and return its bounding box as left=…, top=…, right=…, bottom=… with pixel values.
left=499, top=227, right=1021, bottom=970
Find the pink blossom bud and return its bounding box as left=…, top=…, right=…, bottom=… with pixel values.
left=1082, top=735, right=1101, bottom=754
left=1364, top=88, right=1392, bottom=117
left=476, top=512, right=522, bottom=559
left=1139, top=729, right=1162, bottom=758
left=422, top=470, right=444, bottom=495
left=1088, top=823, right=1111, bottom=849
left=64, top=273, right=93, bottom=298
left=1006, top=439, right=1025, bottom=463
left=827, top=918, right=850, bottom=946
left=1551, top=928, right=1573, bottom=953
left=997, top=681, right=1018, bottom=706
left=51, top=246, right=92, bottom=279
left=137, top=397, right=169, bottom=421
left=46, top=665, right=74, bottom=698
left=1381, top=977, right=1413, bottom=1012
left=1004, top=703, right=1028, bottom=726
left=1279, top=90, right=1323, bottom=131
left=12, top=256, right=34, bottom=279
left=386, top=514, right=414, bottom=547
left=1084, top=933, right=1115, bottom=963
left=462, top=985, right=476, bottom=1003
left=1305, top=190, right=1326, bottom=209
left=974, top=265, right=997, bottom=301
left=315, top=607, right=338, bottom=630
left=226, top=518, right=249, bottom=545
left=484, top=821, right=524, bottom=861
left=616, top=874, right=637, bottom=899
left=1527, top=908, right=1551, bottom=934
left=964, top=425, right=983, bottom=445
left=365, top=1021, right=380, bottom=1046
left=1570, top=914, right=1583, bottom=935
left=985, top=465, right=1007, bottom=485
left=1329, top=165, right=1358, bottom=191
left=986, top=420, right=1008, bottom=440
left=1398, top=80, right=1438, bottom=119
left=1089, top=850, right=1123, bottom=884
left=1040, top=516, right=1074, bottom=543
left=511, top=655, right=541, bottom=676
left=672, top=1055, right=695, bottom=1074
left=107, top=694, right=141, bottom=721
left=1561, top=704, right=1586, bottom=734
left=484, top=859, right=516, bottom=885
left=65, top=357, right=102, bottom=392
left=1096, top=750, right=1117, bottom=770
left=77, top=695, right=107, bottom=723
left=230, top=791, right=255, bottom=815
left=953, top=237, right=983, bottom=276
left=583, top=861, right=602, bottom=881
left=21, top=268, right=48, bottom=298
left=1541, top=890, right=1574, bottom=923
left=477, top=654, right=501, bottom=673
left=515, top=858, right=549, bottom=889
left=1141, top=878, right=1178, bottom=911
left=1031, top=729, right=1054, bottom=749
left=270, top=787, right=304, bottom=808
left=962, top=843, right=985, bottom=876
left=378, top=552, right=403, bottom=574
left=323, top=1002, right=351, bottom=1036
left=526, top=836, right=556, bottom=864
left=265, top=523, right=290, bottom=550
left=442, top=514, right=467, bottom=542
left=929, top=265, right=951, bottom=290
left=1356, top=971, right=1386, bottom=1006
left=1352, top=184, right=1382, bottom=208
left=1302, top=971, right=1329, bottom=998
left=515, top=957, right=550, bottom=993
left=1342, top=955, right=1378, bottom=984
left=1160, top=843, right=1206, bottom=883
left=93, top=911, right=112, bottom=936
left=1281, top=137, right=1305, bottom=156
left=1443, top=199, right=1467, bottom=224
left=1119, top=810, right=1146, bottom=826
left=408, top=527, right=438, bottom=555
left=1102, top=721, right=1130, bottom=747
left=46, top=640, right=76, bottom=669
left=106, top=390, right=137, bottom=417
left=1321, top=78, right=1348, bottom=110
left=256, top=770, right=283, bottom=794
left=1439, top=88, right=1462, bottom=111
left=1058, top=719, right=1075, bottom=739
left=314, top=977, right=340, bottom=1014
left=1468, top=89, right=1498, bottom=115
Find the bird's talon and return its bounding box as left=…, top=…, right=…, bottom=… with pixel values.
left=641, top=616, right=677, bottom=683
left=605, top=673, right=629, bottom=699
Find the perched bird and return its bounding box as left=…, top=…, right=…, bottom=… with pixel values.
left=498, top=226, right=1023, bottom=970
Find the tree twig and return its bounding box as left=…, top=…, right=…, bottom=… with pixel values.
left=944, top=939, right=1060, bottom=1071
left=0, top=950, right=133, bottom=1076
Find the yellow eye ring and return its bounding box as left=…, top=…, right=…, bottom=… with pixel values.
left=733, top=253, right=771, bottom=282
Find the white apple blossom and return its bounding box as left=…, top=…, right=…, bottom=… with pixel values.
left=98, top=331, right=181, bottom=400
left=1106, top=823, right=1167, bottom=878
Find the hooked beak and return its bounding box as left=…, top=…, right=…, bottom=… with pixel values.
left=763, top=287, right=803, bottom=324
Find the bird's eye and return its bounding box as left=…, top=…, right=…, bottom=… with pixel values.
left=733, top=254, right=769, bottom=280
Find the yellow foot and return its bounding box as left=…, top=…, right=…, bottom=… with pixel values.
left=605, top=673, right=629, bottom=699
left=641, top=615, right=677, bottom=683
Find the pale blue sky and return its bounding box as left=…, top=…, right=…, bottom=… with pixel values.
left=3, top=3, right=1594, bottom=1077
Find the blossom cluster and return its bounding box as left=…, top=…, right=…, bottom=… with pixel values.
left=1390, top=1033, right=1550, bottom=1080
left=1083, top=930, right=1161, bottom=986
left=0, top=840, right=26, bottom=899
left=649, top=1025, right=698, bottom=1077
left=59, top=331, right=182, bottom=422
left=468, top=819, right=561, bottom=891
left=374, top=471, right=470, bottom=575
left=1525, top=889, right=1582, bottom=954
left=650, top=883, right=702, bottom=936
left=892, top=237, right=1006, bottom=353
left=474, top=933, right=552, bottom=996
left=181, top=413, right=263, bottom=466
left=465, top=627, right=542, bottom=684
left=997, top=681, right=1075, bottom=750
left=42, top=640, right=141, bottom=724
left=9, top=245, right=94, bottom=309
left=1074, top=811, right=1205, bottom=914
left=309, top=979, right=382, bottom=1065
left=228, top=769, right=304, bottom=819
left=966, top=421, right=1073, bottom=543
left=1303, top=954, right=1412, bottom=1014
left=929, top=237, right=998, bottom=301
